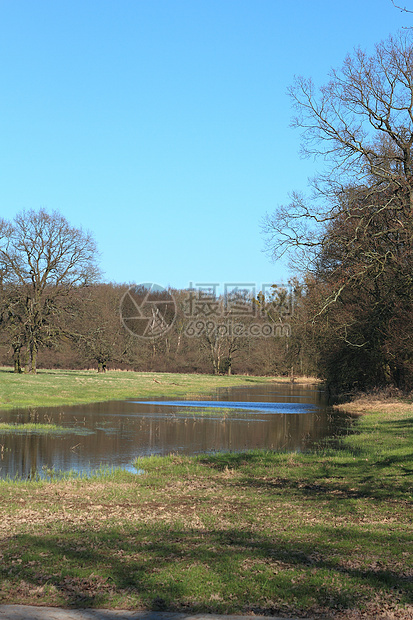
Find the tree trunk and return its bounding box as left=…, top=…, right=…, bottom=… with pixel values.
left=227, top=359, right=232, bottom=376
left=13, top=355, right=22, bottom=374
left=13, top=346, right=22, bottom=373
left=28, top=342, right=37, bottom=374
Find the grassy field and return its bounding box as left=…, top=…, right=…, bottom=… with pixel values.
left=0, top=423, right=73, bottom=434
left=0, top=397, right=412, bottom=618
left=0, top=367, right=289, bottom=410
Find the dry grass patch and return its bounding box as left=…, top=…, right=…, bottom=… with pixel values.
left=334, top=395, right=413, bottom=415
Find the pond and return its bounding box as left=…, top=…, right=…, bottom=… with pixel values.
left=0, top=382, right=352, bottom=479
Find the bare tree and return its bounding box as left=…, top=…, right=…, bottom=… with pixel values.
left=72, top=284, right=135, bottom=373
left=391, top=0, right=413, bottom=14
left=264, top=32, right=413, bottom=294
left=263, top=32, right=413, bottom=390
left=0, top=209, right=100, bottom=373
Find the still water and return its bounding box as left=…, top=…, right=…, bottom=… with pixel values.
left=0, top=383, right=352, bottom=479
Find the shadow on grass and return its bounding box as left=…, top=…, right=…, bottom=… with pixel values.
left=199, top=451, right=271, bottom=471
left=0, top=368, right=93, bottom=377
left=379, top=418, right=413, bottom=429
left=195, top=454, right=413, bottom=506
left=229, top=471, right=413, bottom=503
left=2, top=524, right=411, bottom=613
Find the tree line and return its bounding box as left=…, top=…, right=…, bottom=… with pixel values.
left=0, top=212, right=309, bottom=377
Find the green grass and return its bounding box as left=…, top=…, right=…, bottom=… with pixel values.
left=0, top=404, right=411, bottom=618
left=0, top=367, right=278, bottom=411
left=0, top=423, right=77, bottom=434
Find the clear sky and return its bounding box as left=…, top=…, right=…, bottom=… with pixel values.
left=0, top=0, right=410, bottom=291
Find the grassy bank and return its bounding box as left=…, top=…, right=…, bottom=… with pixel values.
left=0, top=401, right=412, bottom=618
left=0, top=423, right=73, bottom=434
left=0, top=367, right=297, bottom=411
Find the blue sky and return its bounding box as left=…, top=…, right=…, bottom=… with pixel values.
left=0, top=0, right=410, bottom=291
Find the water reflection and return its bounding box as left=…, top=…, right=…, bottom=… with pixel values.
left=0, top=383, right=352, bottom=479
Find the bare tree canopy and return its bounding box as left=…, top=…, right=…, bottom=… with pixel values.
left=0, top=209, right=100, bottom=372
left=4, top=209, right=99, bottom=288
left=263, top=31, right=413, bottom=391
left=391, top=0, right=413, bottom=14
left=264, top=31, right=413, bottom=281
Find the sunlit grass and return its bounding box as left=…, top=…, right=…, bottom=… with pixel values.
left=0, top=367, right=283, bottom=410
left=0, top=422, right=71, bottom=434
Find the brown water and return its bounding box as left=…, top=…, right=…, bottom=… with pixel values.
left=0, top=383, right=352, bottom=479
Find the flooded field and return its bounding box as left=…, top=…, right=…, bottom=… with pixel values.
left=0, top=382, right=352, bottom=479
